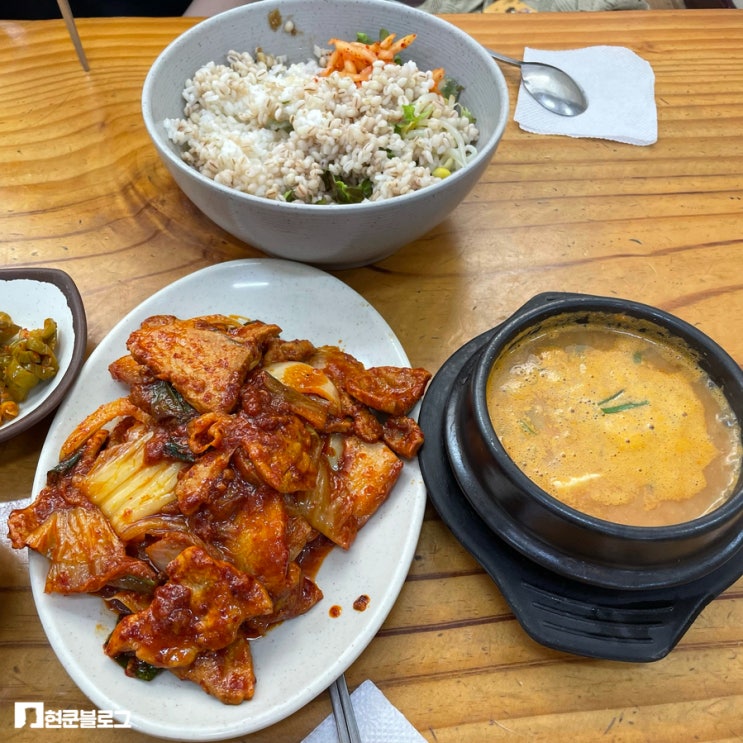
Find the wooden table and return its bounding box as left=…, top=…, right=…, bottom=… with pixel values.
left=1, top=8, right=742, bottom=741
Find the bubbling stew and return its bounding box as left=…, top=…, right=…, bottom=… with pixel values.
left=486, top=313, right=742, bottom=527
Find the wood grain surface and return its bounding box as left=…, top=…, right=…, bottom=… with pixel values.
left=1, top=9, right=742, bottom=742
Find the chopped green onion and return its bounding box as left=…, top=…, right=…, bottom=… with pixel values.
left=601, top=400, right=649, bottom=414
left=163, top=439, right=196, bottom=463
left=597, top=388, right=649, bottom=413
left=149, top=381, right=197, bottom=423
left=518, top=418, right=538, bottom=435
left=114, top=653, right=162, bottom=682
left=597, top=389, right=625, bottom=406
left=48, top=448, right=84, bottom=477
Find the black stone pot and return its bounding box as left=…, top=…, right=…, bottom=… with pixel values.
left=418, top=292, right=743, bottom=662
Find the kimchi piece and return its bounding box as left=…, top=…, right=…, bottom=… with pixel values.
left=7, top=313, right=430, bottom=704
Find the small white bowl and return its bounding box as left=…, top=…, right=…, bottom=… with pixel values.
left=142, top=0, right=509, bottom=268
left=0, top=268, right=87, bottom=443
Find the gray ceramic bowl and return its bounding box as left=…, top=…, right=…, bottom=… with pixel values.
left=142, top=0, right=508, bottom=268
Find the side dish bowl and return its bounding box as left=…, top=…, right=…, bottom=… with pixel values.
left=0, top=268, right=87, bottom=443
left=142, top=0, right=509, bottom=269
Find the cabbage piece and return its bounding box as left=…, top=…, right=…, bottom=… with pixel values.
left=23, top=506, right=156, bottom=594
left=288, top=435, right=402, bottom=549
left=81, top=424, right=186, bottom=534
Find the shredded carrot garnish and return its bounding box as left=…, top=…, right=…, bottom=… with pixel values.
left=430, top=66, right=445, bottom=94
left=320, top=33, right=420, bottom=85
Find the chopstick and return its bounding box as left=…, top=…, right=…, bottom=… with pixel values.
left=329, top=674, right=361, bottom=743
left=56, top=0, right=90, bottom=71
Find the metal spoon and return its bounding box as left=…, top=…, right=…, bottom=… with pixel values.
left=485, top=48, right=587, bottom=117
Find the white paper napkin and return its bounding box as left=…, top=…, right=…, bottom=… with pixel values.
left=514, top=45, right=657, bottom=146
left=301, top=680, right=426, bottom=743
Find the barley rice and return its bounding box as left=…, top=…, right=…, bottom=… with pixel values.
left=164, top=47, right=479, bottom=204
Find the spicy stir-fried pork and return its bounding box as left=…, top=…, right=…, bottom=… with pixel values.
left=8, top=314, right=430, bottom=704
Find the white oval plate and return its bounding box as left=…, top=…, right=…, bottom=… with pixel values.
left=0, top=268, right=87, bottom=443
left=29, top=258, right=426, bottom=741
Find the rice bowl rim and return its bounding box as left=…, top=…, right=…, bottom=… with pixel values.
left=142, top=0, right=509, bottom=214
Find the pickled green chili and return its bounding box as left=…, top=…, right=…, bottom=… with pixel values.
left=0, top=313, right=59, bottom=424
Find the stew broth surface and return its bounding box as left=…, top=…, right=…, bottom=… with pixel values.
left=486, top=315, right=742, bottom=526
